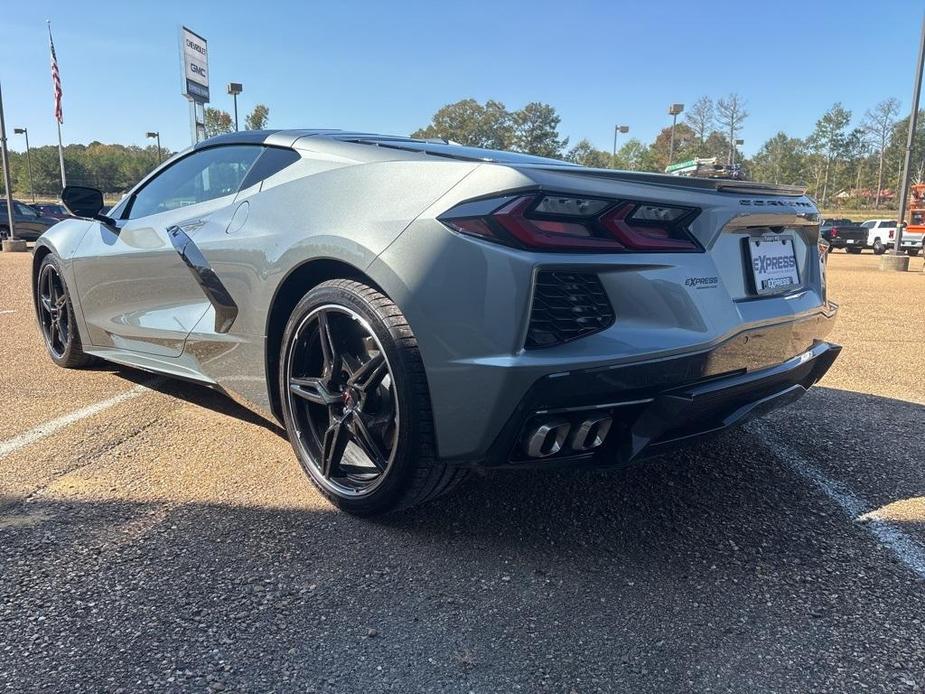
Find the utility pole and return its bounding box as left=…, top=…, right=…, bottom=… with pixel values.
left=13, top=128, right=35, bottom=203
left=668, top=103, right=684, bottom=167
left=883, top=11, right=925, bottom=272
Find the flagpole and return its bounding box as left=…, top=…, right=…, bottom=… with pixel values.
left=47, top=20, right=66, bottom=190
left=56, top=120, right=66, bottom=189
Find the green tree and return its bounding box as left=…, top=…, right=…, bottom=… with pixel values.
left=511, top=102, right=568, bottom=157
left=566, top=139, right=612, bottom=168
left=245, top=104, right=270, bottom=130
left=863, top=98, right=901, bottom=207
left=204, top=107, right=234, bottom=138
left=412, top=98, right=513, bottom=149
left=808, top=102, right=852, bottom=206
left=613, top=138, right=651, bottom=171
left=749, top=132, right=807, bottom=185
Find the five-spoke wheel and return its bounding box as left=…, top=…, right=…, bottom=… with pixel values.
left=286, top=304, right=399, bottom=497
left=279, top=279, right=467, bottom=515
left=37, top=261, right=71, bottom=359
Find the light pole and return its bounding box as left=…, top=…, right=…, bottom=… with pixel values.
left=13, top=128, right=35, bottom=203
left=227, top=82, right=243, bottom=131
left=146, top=131, right=162, bottom=164
left=612, top=125, right=629, bottom=167
left=732, top=138, right=744, bottom=167
left=884, top=11, right=925, bottom=273
left=667, top=103, right=684, bottom=166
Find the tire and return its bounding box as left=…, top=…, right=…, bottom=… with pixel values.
left=35, top=254, right=96, bottom=368
left=909, top=248, right=921, bottom=257
left=847, top=246, right=863, bottom=254
left=278, top=279, right=467, bottom=515
left=872, top=238, right=885, bottom=255
left=0, top=226, right=8, bottom=241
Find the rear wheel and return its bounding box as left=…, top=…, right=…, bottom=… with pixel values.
left=872, top=238, right=885, bottom=255
left=36, top=255, right=95, bottom=368
left=278, top=279, right=467, bottom=515
left=909, top=248, right=921, bottom=256
left=0, top=225, right=8, bottom=241
left=847, top=246, right=863, bottom=254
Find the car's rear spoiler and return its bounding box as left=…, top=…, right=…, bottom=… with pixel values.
left=529, top=166, right=808, bottom=197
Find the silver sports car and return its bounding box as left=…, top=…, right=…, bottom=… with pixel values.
left=34, top=130, right=840, bottom=514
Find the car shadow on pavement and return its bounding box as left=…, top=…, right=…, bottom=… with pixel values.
left=2, top=390, right=924, bottom=690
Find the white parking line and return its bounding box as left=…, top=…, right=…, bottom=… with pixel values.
left=0, top=310, right=15, bottom=315
left=749, top=421, right=925, bottom=580
left=0, top=382, right=158, bottom=461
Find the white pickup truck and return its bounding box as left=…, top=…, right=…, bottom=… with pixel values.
left=861, top=219, right=924, bottom=256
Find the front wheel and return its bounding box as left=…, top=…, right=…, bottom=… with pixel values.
left=872, top=238, right=886, bottom=255
left=909, top=248, right=921, bottom=257
left=846, top=246, right=863, bottom=254
left=35, top=254, right=95, bottom=368
left=278, top=279, right=466, bottom=515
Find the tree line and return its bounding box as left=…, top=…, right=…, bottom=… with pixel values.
left=1, top=103, right=270, bottom=198
left=4, top=96, right=922, bottom=209
left=411, top=96, right=923, bottom=209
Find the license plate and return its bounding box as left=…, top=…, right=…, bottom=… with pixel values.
left=747, top=236, right=799, bottom=295
left=847, top=239, right=855, bottom=244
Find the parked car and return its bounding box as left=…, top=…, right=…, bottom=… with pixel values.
left=860, top=219, right=895, bottom=254
left=861, top=218, right=924, bottom=256
left=0, top=199, right=61, bottom=242
left=32, top=130, right=840, bottom=515
left=32, top=203, right=73, bottom=220
left=819, top=218, right=867, bottom=253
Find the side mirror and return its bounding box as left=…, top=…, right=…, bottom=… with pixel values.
left=61, top=186, right=117, bottom=226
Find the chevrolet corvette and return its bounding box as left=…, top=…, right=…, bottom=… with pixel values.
left=33, top=130, right=840, bottom=514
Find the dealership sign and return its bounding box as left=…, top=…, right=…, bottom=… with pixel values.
left=180, top=26, right=209, bottom=103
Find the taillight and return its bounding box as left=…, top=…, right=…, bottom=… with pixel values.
left=830, top=227, right=839, bottom=238
left=439, top=193, right=700, bottom=252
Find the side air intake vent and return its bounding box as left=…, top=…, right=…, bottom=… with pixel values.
left=525, top=272, right=615, bottom=349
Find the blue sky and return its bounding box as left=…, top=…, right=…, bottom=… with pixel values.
left=1, top=0, right=922, bottom=156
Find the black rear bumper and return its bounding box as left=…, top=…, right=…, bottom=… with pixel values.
left=465, top=308, right=840, bottom=469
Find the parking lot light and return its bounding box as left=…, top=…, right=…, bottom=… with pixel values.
left=13, top=127, right=35, bottom=204
left=145, top=131, right=161, bottom=164
left=668, top=103, right=684, bottom=165
left=227, top=82, right=244, bottom=131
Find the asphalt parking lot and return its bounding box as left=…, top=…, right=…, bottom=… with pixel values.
left=0, top=250, right=923, bottom=693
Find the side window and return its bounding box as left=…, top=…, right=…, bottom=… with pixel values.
left=239, top=147, right=301, bottom=190
left=15, top=203, right=38, bottom=218
left=127, top=145, right=262, bottom=219
left=861, top=221, right=874, bottom=228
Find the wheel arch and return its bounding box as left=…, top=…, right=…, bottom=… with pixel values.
left=264, top=257, right=386, bottom=421
left=31, top=243, right=54, bottom=316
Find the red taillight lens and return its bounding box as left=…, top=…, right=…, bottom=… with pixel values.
left=830, top=227, right=839, bottom=237
left=439, top=194, right=699, bottom=252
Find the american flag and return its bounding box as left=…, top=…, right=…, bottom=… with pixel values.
left=48, top=24, right=62, bottom=125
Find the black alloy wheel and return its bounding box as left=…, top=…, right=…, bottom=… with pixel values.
left=279, top=280, right=468, bottom=515
left=35, top=255, right=94, bottom=368
left=286, top=304, right=399, bottom=497
left=37, top=261, right=71, bottom=359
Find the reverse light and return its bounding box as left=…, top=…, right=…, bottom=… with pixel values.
left=439, top=193, right=699, bottom=252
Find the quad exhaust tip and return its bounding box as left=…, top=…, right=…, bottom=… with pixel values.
left=522, top=415, right=613, bottom=459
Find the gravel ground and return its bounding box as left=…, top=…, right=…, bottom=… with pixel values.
left=0, top=250, right=923, bottom=693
